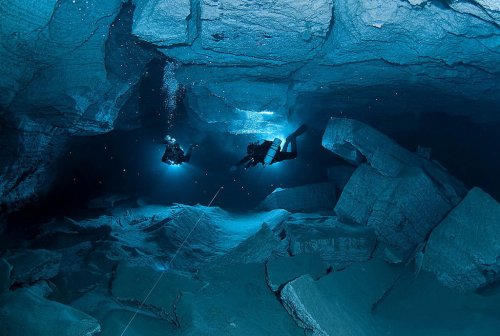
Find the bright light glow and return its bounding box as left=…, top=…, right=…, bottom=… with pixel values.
left=231, top=108, right=284, bottom=136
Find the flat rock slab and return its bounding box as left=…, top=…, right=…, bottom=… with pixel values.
left=0, top=289, right=100, bottom=336
left=5, top=249, right=61, bottom=284
left=423, top=187, right=500, bottom=291
left=111, top=262, right=204, bottom=315
left=266, top=254, right=328, bottom=292
left=100, top=309, right=178, bottom=336
left=280, top=259, right=400, bottom=336
left=175, top=262, right=304, bottom=335
left=283, top=213, right=376, bottom=270
left=260, top=183, right=337, bottom=213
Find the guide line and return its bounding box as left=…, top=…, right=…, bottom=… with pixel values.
left=119, top=186, right=224, bottom=336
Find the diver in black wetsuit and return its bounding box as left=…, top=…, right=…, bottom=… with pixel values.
left=161, top=135, right=195, bottom=165
left=233, top=124, right=308, bottom=170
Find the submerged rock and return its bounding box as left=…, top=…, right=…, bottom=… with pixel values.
left=0, top=1, right=156, bottom=211
left=217, top=224, right=287, bottom=265
left=322, top=118, right=466, bottom=203
left=280, top=258, right=400, bottom=335
left=282, top=213, right=377, bottom=270
left=0, top=258, right=12, bottom=292
left=0, top=289, right=101, bottom=336
left=327, top=165, right=356, bottom=192
left=259, top=183, right=337, bottom=213
left=423, top=187, right=500, bottom=291
left=336, top=164, right=454, bottom=258
left=174, top=262, right=304, bottom=335
left=266, top=254, right=328, bottom=292
left=5, top=249, right=61, bottom=284
left=325, top=118, right=467, bottom=258
left=111, top=261, right=204, bottom=316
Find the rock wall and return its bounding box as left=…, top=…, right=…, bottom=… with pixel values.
left=0, top=1, right=157, bottom=211
left=132, top=0, right=500, bottom=129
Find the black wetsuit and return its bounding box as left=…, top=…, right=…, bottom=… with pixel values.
left=236, top=140, right=297, bottom=169
left=161, top=142, right=193, bottom=165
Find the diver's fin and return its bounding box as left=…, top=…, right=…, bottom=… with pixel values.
left=290, top=124, right=308, bottom=138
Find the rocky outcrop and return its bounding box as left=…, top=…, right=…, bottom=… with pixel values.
left=2, top=200, right=500, bottom=334
left=266, top=254, right=328, bottom=292
left=0, top=1, right=157, bottom=210
left=322, top=118, right=467, bottom=259
left=131, top=0, right=500, bottom=133
left=423, top=187, right=500, bottom=291
left=335, top=164, right=454, bottom=259
left=282, top=213, right=377, bottom=270
left=322, top=118, right=466, bottom=202
left=0, top=289, right=101, bottom=336
left=5, top=249, right=61, bottom=285
left=280, top=258, right=400, bottom=336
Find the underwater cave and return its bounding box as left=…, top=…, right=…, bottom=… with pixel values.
left=1, top=0, right=500, bottom=335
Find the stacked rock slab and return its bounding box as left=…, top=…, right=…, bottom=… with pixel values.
left=324, top=118, right=467, bottom=258
left=282, top=213, right=377, bottom=270
left=280, top=258, right=400, bottom=336
left=423, top=187, right=500, bottom=291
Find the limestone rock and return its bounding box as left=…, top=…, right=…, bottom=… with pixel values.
left=322, top=118, right=466, bottom=203
left=132, top=0, right=197, bottom=46
left=0, top=258, right=12, bottom=292
left=260, top=183, right=337, bottom=213
left=0, top=1, right=155, bottom=210
left=327, top=165, right=356, bottom=192
left=335, top=164, right=453, bottom=257
left=0, top=289, right=101, bottom=336
left=283, top=213, right=377, bottom=270
left=217, top=224, right=287, bottom=265
left=175, top=262, right=304, bottom=335
left=100, top=309, right=177, bottom=336
left=266, top=254, right=328, bottom=292
left=111, top=261, right=204, bottom=315
left=5, top=249, right=61, bottom=284
left=280, top=259, right=400, bottom=336
left=423, top=188, right=500, bottom=291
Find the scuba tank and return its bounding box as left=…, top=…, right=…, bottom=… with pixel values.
left=263, top=138, right=282, bottom=166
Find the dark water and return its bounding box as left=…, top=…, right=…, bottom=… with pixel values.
left=7, top=60, right=499, bottom=229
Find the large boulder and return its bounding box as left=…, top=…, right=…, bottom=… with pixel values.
left=322, top=118, right=466, bottom=203
left=423, top=187, right=500, bottom=291
left=280, top=258, right=400, bottom=336
left=5, top=249, right=61, bottom=284
left=335, top=164, right=454, bottom=259
left=259, top=183, right=337, bottom=213
left=325, top=119, right=467, bottom=259
left=282, top=213, right=377, bottom=270
left=0, top=289, right=101, bottom=336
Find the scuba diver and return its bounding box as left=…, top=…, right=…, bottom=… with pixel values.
left=232, top=124, right=308, bottom=170
left=161, top=135, right=195, bottom=165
